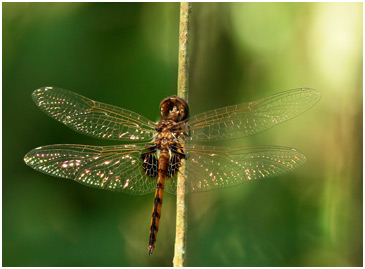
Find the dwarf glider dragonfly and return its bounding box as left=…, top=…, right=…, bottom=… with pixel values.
left=24, top=87, right=320, bottom=254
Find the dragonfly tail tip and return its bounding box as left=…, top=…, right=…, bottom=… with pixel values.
left=148, top=245, right=154, bottom=256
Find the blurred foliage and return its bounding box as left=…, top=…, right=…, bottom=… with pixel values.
left=3, top=2, right=362, bottom=266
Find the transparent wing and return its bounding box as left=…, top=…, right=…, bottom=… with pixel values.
left=24, top=143, right=158, bottom=195
left=164, top=176, right=179, bottom=195
left=187, top=88, right=320, bottom=141
left=183, top=144, right=306, bottom=192
left=32, top=87, right=157, bottom=141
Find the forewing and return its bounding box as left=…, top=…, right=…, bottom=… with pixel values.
left=32, top=87, right=156, bottom=141
left=184, top=144, right=306, bottom=192
left=24, top=144, right=157, bottom=195
left=187, top=88, right=320, bottom=141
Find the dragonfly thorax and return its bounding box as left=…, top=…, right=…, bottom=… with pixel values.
left=155, top=121, right=182, bottom=148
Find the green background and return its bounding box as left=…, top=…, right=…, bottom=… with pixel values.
left=3, top=2, right=362, bottom=266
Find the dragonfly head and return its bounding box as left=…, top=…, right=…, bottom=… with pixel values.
left=160, top=96, right=189, bottom=122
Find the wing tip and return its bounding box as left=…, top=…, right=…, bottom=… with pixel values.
left=31, top=87, right=52, bottom=105
left=24, top=145, right=47, bottom=165
left=24, top=147, right=37, bottom=165
left=300, top=87, right=321, bottom=101
left=290, top=147, right=306, bottom=166
left=32, top=86, right=53, bottom=95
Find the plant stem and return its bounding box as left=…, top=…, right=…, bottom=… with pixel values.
left=173, top=2, right=191, bottom=267
left=176, top=2, right=191, bottom=101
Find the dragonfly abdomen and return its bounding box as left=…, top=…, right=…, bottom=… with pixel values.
left=148, top=149, right=169, bottom=255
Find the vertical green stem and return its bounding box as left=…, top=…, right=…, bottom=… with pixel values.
left=173, top=2, right=191, bottom=267
left=176, top=2, right=191, bottom=101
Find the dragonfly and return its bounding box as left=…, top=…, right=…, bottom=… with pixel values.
left=24, top=87, right=320, bottom=255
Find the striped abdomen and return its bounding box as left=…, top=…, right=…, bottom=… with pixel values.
left=148, top=149, right=169, bottom=255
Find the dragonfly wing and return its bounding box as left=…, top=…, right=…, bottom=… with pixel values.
left=164, top=176, right=178, bottom=195
left=24, top=144, right=157, bottom=195
left=187, top=88, right=320, bottom=141
left=184, top=144, right=306, bottom=192
left=32, top=87, right=156, bottom=141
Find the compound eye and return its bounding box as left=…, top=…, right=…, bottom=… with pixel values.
left=159, top=96, right=189, bottom=120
